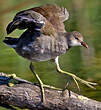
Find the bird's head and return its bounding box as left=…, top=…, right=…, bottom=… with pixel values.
left=67, top=31, right=88, bottom=48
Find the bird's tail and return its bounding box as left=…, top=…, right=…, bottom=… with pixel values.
left=3, top=37, right=18, bottom=48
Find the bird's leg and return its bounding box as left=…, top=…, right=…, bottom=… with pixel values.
left=63, top=82, right=71, bottom=97
left=55, top=56, right=97, bottom=90
left=30, top=62, right=45, bottom=103
left=29, top=62, right=62, bottom=103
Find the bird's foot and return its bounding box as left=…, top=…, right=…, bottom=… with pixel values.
left=55, top=56, right=97, bottom=90
left=38, top=83, right=62, bottom=105
left=57, top=66, right=97, bottom=90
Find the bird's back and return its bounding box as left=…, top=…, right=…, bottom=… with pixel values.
left=31, top=4, right=69, bottom=32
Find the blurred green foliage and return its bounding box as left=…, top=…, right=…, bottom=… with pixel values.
left=0, top=0, right=101, bottom=109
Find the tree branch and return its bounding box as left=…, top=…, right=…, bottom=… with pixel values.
left=0, top=72, right=101, bottom=110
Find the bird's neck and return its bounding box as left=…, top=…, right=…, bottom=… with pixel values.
left=61, top=32, right=72, bottom=49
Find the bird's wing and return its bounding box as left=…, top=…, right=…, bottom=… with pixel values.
left=33, top=4, right=69, bottom=22
left=6, top=4, right=69, bottom=36
left=31, top=4, right=69, bottom=32
left=6, top=10, right=46, bottom=34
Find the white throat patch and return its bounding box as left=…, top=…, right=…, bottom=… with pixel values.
left=70, top=40, right=81, bottom=46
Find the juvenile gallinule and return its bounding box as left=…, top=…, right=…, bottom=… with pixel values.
left=3, top=4, right=96, bottom=103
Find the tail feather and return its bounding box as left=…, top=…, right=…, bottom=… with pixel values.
left=3, top=37, right=18, bottom=48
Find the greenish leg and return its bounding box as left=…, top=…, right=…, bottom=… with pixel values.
left=55, top=56, right=97, bottom=90
left=30, top=62, right=62, bottom=103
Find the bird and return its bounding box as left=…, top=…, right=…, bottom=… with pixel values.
left=3, top=4, right=96, bottom=103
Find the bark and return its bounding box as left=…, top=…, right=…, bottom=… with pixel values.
left=0, top=72, right=101, bottom=110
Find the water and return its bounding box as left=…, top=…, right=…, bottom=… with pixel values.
left=0, top=0, right=101, bottom=109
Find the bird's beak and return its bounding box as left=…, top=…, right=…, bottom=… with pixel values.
left=80, top=41, right=88, bottom=48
